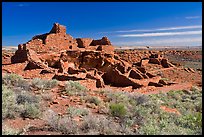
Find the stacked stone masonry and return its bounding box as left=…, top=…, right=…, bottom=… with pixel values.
left=11, top=23, right=175, bottom=89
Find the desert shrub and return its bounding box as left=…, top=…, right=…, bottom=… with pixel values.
left=31, top=78, right=58, bottom=90
left=16, top=91, right=39, bottom=104
left=45, top=79, right=58, bottom=88
left=43, top=109, right=59, bottom=130
left=104, top=91, right=130, bottom=104
left=135, top=89, right=202, bottom=135
left=85, top=96, right=101, bottom=106
left=176, top=112, right=202, bottom=131
left=134, top=94, right=149, bottom=105
left=2, top=84, right=42, bottom=120
left=64, top=81, right=87, bottom=96
left=109, top=103, right=127, bottom=118
left=167, top=90, right=183, bottom=100
left=2, top=125, right=21, bottom=135
left=20, top=102, right=41, bottom=119
left=2, top=73, right=30, bottom=91
left=67, top=106, right=89, bottom=117
left=98, top=102, right=110, bottom=114
left=93, top=88, right=202, bottom=135
left=15, top=91, right=41, bottom=119
left=138, top=120, right=160, bottom=135
left=41, top=93, right=53, bottom=101
left=2, top=85, right=18, bottom=119
left=160, top=77, right=169, bottom=81
left=190, top=86, right=201, bottom=92
left=80, top=114, right=131, bottom=135
left=43, top=109, right=78, bottom=134
left=80, top=115, right=101, bottom=133
left=58, top=116, right=78, bottom=134
left=2, top=73, right=23, bottom=85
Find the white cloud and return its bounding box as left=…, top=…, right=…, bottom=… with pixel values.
left=17, top=3, right=30, bottom=7
left=115, top=25, right=202, bottom=33
left=116, top=29, right=153, bottom=33
left=185, top=16, right=200, bottom=19
left=113, top=37, right=202, bottom=46
left=118, top=30, right=202, bottom=37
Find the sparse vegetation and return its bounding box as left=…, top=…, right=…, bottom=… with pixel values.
left=2, top=74, right=42, bottom=120
left=67, top=106, right=89, bottom=117
left=2, top=85, right=18, bottom=119
left=64, top=81, right=87, bottom=96
left=84, top=96, right=101, bottom=106
left=2, top=125, right=21, bottom=135
left=2, top=73, right=30, bottom=91
left=31, top=78, right=58, bottom=90
left=2, top=72, right=202, bottom=135
left=16, top=91, right=39, bottom=104
left=43, top=109, right=78, bottom=134
left=109, top=103, right=127, bottom=118
left=160, top=77, right=169, bottom=81
left=41, top=92, right=53, bottom=101
left=20, top=102, right=41, bottom=119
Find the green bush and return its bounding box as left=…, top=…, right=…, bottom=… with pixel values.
left=2, top=125, right=21, bottom=135
left=64, top=81, right=87, bottom=96
left=105, top=91, right=130, bottom=104
left=80, top=115, right=101, bottom=133
left=2, top=73, right=23, bottom=85
left=41, top=93, right=53, bottom=101
left=32, top=78, right=58, bottom=90
left=135, top=89, right=202, bottom=135
left=43, top=109, right=78, bottom=134
left=58, top=116, right=78, bottom=134
left=43, top=109, right=59, bottom=131
left=85, top=96, right=101, bottom=106
left=67, top=106, right=89, bottom=117
left=16, top=91, right=39, bottom=104
left=2, top=73, right=30, bottom=91
left=20, top=102, right=41, bottom=119
left=109, top=103, right=127, bottom=118
left=177, top=112, right=202, bottom=130
left=2, top=85, right=18, bottom=119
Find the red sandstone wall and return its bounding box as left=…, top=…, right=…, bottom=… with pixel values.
left=90, top=37, right=111, bottom=46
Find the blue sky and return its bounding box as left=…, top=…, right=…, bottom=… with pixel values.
left=2, top=2, right=202, bottom=47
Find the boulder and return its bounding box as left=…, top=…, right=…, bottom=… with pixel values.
left=149, top=58, right=161, bottom=65
left=161, top=58, right=175, bottom=68
left=102, top=68, right=143, bottom=89
left=140, top=59, right=149, bottom=66
left=24, top=49, right=48, bottom=70
left=128, top=69, right=144, bottom=80
left=52, top=73, right=86, bottom=81
left=188, top=68, right=195, bottom=73
left=40, top=69, right=55, bottom=74
left=146, top=72, right=156, bottom=78
left=184, top=68, right=190, bottom=72
left=136, top=67, right=146, bottom=73
left=158, top=79, right=168, bottom=85
left=86, top=72, right=105, bottom=88
left=58, top=60, right=75, bottom=73
left=76, top=38, right=93, bottom=48
left=148, top=82, right=163, bottom=87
